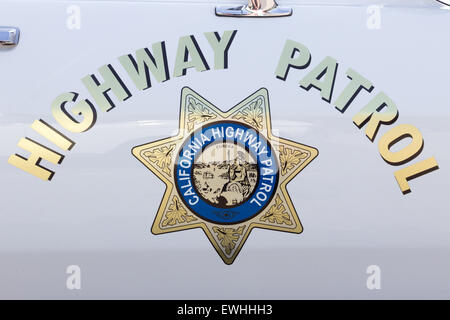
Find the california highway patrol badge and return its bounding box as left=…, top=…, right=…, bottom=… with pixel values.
left=132, top=87, right=318, bottom=264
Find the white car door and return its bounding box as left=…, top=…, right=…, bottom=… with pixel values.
left=0, top=0, right=449, bottom=299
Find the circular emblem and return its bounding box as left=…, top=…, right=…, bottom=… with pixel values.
left=175, top=121, right=279, bottom=224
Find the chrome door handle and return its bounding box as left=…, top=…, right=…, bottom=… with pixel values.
left=0, top=26, right=20, bottom=47
left=216, top=0, right=292, bottom=17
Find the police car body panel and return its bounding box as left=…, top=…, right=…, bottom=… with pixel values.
left=0, top=0, right=449, bottom=298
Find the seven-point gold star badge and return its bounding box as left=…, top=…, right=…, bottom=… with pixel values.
left=132, top=87, right=318, bottom=264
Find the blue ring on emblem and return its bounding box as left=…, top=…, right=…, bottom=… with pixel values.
left=175, top=121, right=279, bottom=224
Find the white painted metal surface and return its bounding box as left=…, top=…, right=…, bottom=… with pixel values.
left=0, top=0, right=449, bottom=298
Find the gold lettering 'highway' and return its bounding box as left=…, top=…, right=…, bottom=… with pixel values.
left=7, top=31, right=439, bottom=195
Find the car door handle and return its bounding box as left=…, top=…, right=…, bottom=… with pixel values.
left=0, top=26, right=20, bottom=47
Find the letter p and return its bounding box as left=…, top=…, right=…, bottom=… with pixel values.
left=275, top=40, right=311, bottom=81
